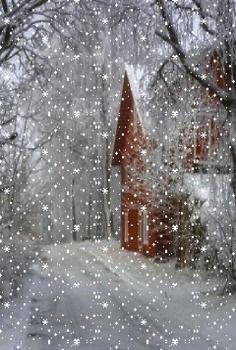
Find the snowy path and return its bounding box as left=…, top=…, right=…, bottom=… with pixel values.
left=22, top=244, right=220, bottom=350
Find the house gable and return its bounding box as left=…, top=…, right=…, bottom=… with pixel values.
left=112, top=72, right=137, bottom=166
left=111, top=70, right=174, bottom=257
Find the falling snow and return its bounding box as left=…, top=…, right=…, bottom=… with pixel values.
left=0, top=0, right=236, bottom=349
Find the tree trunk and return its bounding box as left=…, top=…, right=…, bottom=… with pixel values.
left=87, top=193, right=92, bottom=239
left=230, top=144, right=236, bottom=199
left=175, top=195, right=192, bottom=269
left=72, top=178, right=77, bottom=241
left=228, top=106, right=236, bottom=199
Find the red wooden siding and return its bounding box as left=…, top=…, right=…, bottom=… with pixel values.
left=112, top=72, right=173, bottom=257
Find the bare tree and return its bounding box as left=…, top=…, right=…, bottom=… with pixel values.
left=126, top=0, right=236, bottom=192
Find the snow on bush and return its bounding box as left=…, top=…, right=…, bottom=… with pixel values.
left=185, top=174, right=236, bottom=286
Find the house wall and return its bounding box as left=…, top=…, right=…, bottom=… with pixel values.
left=118, top=108, right=165, bottom=256
left=112, top=72, right=174, bottom=257
left=180, top=115, right=230, bottom=172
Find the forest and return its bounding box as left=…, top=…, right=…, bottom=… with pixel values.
left=0, top=1, right=236, bottom=349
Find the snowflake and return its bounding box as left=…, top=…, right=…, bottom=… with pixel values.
left=140, top=319, right=147, bottom=326
left=4, top=17, right=10, bottom=25
left=101, top=18, right=108, bottom=25
left=102, top=188, right=108, bottom=194
left=42, top=263, right=48, bottom=269
left=4, top=188, right=10, bottom=194
left=42, top=149, right=48, bottom=155
left=73, top=282, right=80, bottom=288
left=141, top=263, right=147, bottom=270
left=73, top=338, right=80, bottom=346
left=74, top=111, right=80, bottom=118
left=200, top=302, right=207, bottom=309
left=102, top=246, right=108, bottom=252
left=141, top=149, right=147, bottom=155
left=102, top=132, right=109, bottom=138
left=4, top=302, right=10, bottom=308
left=172, top=110, right=178, bottom=118
left=42, top=205, right=49, bottom=211
left=172, top=224, right=178, bottom=232
left=42, top=91, right=48, bottom=97
left=73, top=168, right=80, bottom=174
left=42, top=35, right=48, bottom=44
left=171, top=338, right=179, bottom=346
left=3, top=246, right=10, bottom=252
left=74, top=224, right=80, bottom=232
left=200, top=132, right=207, bottom=139
left=42, top=318, right=48, bottom=325
left=172, top=168, right=178, bottom=174
left=102, top=302, right=109, bottom=308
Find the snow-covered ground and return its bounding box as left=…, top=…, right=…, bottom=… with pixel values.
left=0, top=240, right=235, bottom=349
left=0, top=271, right=40, bottom=350
left=76, top=239, right=236, bottom=350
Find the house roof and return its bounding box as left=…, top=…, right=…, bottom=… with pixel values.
left=111, top=65, right=155, bottom=166
left=111, top=70, right=136, bottom=166
left=125, top=64, right=154, bottom=133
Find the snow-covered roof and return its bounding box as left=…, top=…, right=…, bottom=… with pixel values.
left=122, top=63, right=155, bottom=134
left=111, top=63, right=156, bottom=166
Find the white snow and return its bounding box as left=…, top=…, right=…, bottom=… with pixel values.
left=1, top=240, right=235, bottom=349
left=76, top=239, right=236, bottom=350
left=0, top=272, right=35, bottom=349
left=124, top=64, right=153, bottom=133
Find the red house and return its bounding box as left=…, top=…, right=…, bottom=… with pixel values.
left=111, top=63, right=230, bottom=260
left=180, top=49, right=231, bottom=173
left=180, top=115, right=230, bottom=173
left=112, top=71, right=173, bottom=257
